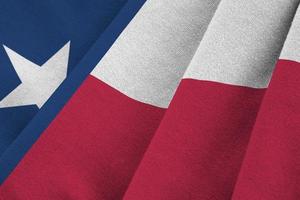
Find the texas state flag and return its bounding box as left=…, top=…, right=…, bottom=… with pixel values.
left=1, top=0, right=300, bottom=200
left=0, top=0, right=144, bottom=198
left=0, top=0, right=131, bottom=156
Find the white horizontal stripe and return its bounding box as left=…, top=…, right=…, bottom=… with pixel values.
left=184, top=0, right=298, bottom=88
left=280, top=4, right=300, bottom=62
left=91, top=0, right=220, bottom=108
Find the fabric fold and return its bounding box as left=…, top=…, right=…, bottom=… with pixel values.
left=232, top=4, right=300, bottom=199
left=1, top=1, right=300, bottom=199
left=123, top=0, right=299, bottom=199
left=0, top=0, right=220, bottom=199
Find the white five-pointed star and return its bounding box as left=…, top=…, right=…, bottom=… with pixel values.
left=0, top=42, right=70, bottom=108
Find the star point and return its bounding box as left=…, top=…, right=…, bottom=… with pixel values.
left=0, top=42, right=70, bottom=109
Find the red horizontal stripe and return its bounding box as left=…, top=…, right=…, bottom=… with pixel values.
left=232, top=60, right=300, bottom=199
left=124, top=79, right=265, bottom=199
left=0, top=75, right=165, bottom=200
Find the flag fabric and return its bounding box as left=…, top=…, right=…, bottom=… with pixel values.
left=123, top=0, right=299, bottom=199
left=1, top=0, right=300, bottom=199
left=232, top=5, right=300, bottom=199
left=0, top=0, right=128, bottom=157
